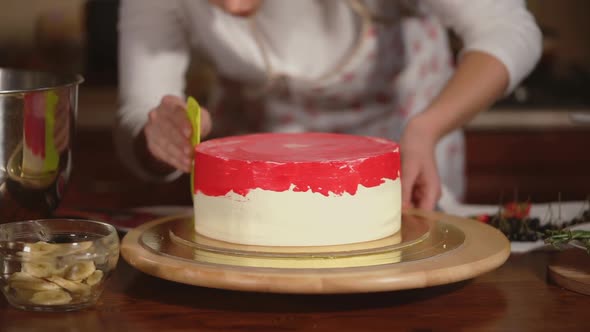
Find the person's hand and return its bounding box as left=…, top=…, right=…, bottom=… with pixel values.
left=399, top=116, right=441, bottom=211
left=142, top=95, right=212, bottom=173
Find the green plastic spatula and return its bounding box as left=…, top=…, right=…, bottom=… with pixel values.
left=44, top=91, right=60, bottom=172
left=186, top=96, right=201, bottom=196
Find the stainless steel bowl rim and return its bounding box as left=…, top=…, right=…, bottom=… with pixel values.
left=0, top=68, right=84, bottom=94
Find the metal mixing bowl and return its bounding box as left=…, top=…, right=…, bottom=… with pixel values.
left=0, top=68, right=83, bottom=223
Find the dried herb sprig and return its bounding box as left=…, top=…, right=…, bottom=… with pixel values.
left=543, top=229, right=590, bottom=254
left=474, top=193, right=590, bottom=244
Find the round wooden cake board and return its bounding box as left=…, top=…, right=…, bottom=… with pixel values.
left=121, top=209, right=510, bottom=294
left=547, top=248, right=590, bottom=296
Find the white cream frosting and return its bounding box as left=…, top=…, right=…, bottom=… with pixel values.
left=194, top=178, right=401, bottom=246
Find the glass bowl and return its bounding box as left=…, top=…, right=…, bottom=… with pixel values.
left=0, top=219, right=119, bottom=311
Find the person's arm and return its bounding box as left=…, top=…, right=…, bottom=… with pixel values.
left=406, top=51, right=509, bottom=147
left=401, top=0, right=542, bottom=209
left=114, top=0, right=191, bottom=181
left=416, top=0, right=542, bottom=137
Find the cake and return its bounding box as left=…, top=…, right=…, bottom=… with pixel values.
left=193, top=132, right=401, bottom=247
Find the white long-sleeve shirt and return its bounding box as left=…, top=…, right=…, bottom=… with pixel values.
left=114, top=0, right=541, bottom=198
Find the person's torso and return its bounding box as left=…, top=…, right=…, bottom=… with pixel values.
left=180, top=0, right=465, bottom=199
left=181, top=0, right=453, bottom=137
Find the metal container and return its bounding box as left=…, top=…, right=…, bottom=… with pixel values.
left=0, top=68, right=83, bottom=223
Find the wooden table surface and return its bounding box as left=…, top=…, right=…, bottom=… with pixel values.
left=1, top=130, right=590, bottom=331
left=1, top=248, right=589, bottom=331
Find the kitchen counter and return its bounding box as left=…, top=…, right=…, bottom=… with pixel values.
left=467, top=109, right=590, bottom=130
left=3, top=157, right=590, bottom=331
left=2, top=214, right=588, bottom=331
left=74, top=86, right=590, bottom=131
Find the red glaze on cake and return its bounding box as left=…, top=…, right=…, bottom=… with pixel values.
left=194, top=133, right=400, bottom=197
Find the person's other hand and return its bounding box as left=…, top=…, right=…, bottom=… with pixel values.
left=143, top=95, right=212, bottom=173
left=399, top=117, right=441, bottom=211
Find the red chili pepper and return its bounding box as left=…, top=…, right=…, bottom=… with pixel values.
left=503, top=202, right=531, bottom=219
left=476, top=214, right=491, bottom=223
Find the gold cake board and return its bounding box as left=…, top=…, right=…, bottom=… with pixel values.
left=121, top=209, right=510, bottom=294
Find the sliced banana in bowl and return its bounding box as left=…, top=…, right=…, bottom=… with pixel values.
left=9, top=271, right=49, bottom=283
left=2, top=241, right=114, bottom=310
left=64, top=261, right=96, bottom=281
left=21, top=259, right=64, bottom=279
left=46, top=276, right=91, bottom=296
left=0, top=219, right=120, bottom=311
left=22, top=241, right=62, bottom=256
left=55, top=241, right=94, bottom=256
left=29, top=289, right=73, bottom=306
left=84, top=270, right=104, bottom=287
left=19, top=241, right=94, bottom=258
left=8, top=272, right=61, bottom=292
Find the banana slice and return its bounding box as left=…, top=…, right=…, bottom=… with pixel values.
left=84, top=270, right=104, bottom=287
left=8, top=271, right=41, bottom=283
left=8, top=274, right=62, bottom=291
left=73, top=241, right=93, bottom=251
left=93, top=254, right=107, bottom=267
left=22, top=241, right=60, bottom=256
left=55, top=241, right=94, bottom=256
left=29, top=289, right=72, bottom=306
left=46, top=276, right=90, bottom=295
left=21, top=260, right=59, bottom=278
left=20, top=241, right=94, bottom=258
left=11, top=287, right=36, bottom=303
left=64, top=261, right=96, bottom=281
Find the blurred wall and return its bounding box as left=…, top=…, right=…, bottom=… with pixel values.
left=0, top=0, right=84, bottom=44
left=528, top=0, right=590, bottom=73
left=1, top=0, right=589, bottom=86
left=0, top=0, right=86, bottom=73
